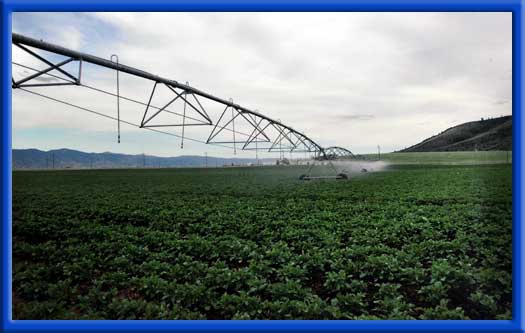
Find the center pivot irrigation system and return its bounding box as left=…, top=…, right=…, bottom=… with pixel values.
left=11, top=33, right=365, bottom=179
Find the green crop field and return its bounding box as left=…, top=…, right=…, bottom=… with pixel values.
left=12, top=159, right=512, bottom=319
left=365, top=151, right=512, bottom=165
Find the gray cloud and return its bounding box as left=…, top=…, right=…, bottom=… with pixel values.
left=334, top=114, right=375, bottom=121
left=12, top=12, right=512, bottom=156
left=32, top=75, right=60, bottom=83
left=14, top=70, right=59, bottom=83
left=494, top=99, right=510, bottom=105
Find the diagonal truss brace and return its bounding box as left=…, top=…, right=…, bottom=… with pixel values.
left=206, top=106, right=272, bottom=146
left=12, top=43, right=82, bottom=88
left=140, top=83, right=213, bottom=128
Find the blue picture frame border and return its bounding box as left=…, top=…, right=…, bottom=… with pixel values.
left=0, top=1, right=523, bottom=332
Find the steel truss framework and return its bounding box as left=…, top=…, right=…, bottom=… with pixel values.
left=315, top=146, right=363, bottom=160
left=12, top=33, right=350, bottom=158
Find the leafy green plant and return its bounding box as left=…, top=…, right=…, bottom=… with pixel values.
left=12, top=164, right=512, bottom=319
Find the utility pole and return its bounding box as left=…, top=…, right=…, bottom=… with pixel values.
left=142, top=153, right=145, bottom=168
left=205, top=152, right=208, bottom=168
left=52, top=152, right=55, bottom=169
left=90, top=155, right=93, bottom=169
left=377, top=145, right=381, bottom=161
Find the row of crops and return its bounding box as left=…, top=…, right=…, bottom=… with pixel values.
left=12, top=164, right=512, bottom=319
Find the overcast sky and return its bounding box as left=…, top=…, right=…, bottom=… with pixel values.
left=12, top=12, right=512, bottom=157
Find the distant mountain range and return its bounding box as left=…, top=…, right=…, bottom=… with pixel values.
left=12, top=148, right=276, bottom=170
left=400, top=115, right=512, bottom=152
left=13, top=115, right=512, bottom=169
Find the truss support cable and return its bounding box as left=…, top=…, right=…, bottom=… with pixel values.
left=12, top=62, right=257, bottom=140
left=12, top=33, right=324, bottom=153
left=15, top=87, right=236, bottom=150
left=13, top=61, right=325, bottom=157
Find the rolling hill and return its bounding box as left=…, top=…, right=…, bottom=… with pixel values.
left=401, top=115, right=512, bottom=152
